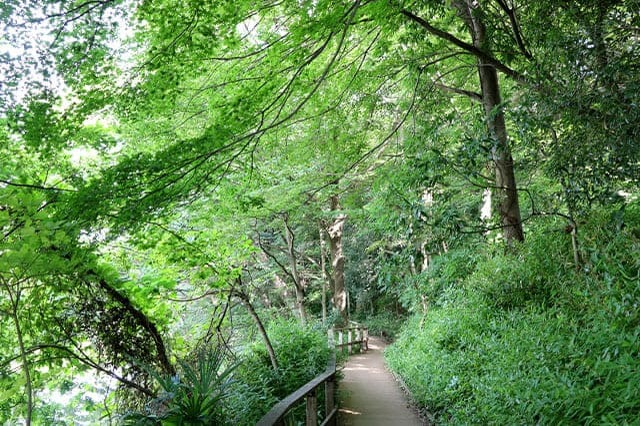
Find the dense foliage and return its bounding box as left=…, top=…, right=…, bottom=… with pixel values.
left=121, top=319, right=330, bottom=425
left=387, top=204, right=640, bottom=424
left=227, top=319, right=331, bottom=424
left=1, top=0, right=638, bottom=424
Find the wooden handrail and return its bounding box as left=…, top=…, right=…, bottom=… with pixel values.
left=257, top=323, right=368, bottom=426
left=257, top=354, right=337, bottom=426
left=329, top=325, right=369, bottom=353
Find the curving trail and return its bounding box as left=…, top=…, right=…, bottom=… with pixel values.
left=337, top=336, right=427, bottom=425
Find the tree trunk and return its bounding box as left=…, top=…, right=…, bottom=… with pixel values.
left=235, top=287, right=279, bottom=370
left=455, top=0, right=524, bottom=244
left=319, top=226, right=328, bottom=325
left=481, top=66, right=524, bottom=243
left=283, top=214, right=307, bottom=324
left=293, top=286, right=306, bottom=325
left=2, top=282, right=32, bottom=426
left=327, top=195, right=348, bottom=324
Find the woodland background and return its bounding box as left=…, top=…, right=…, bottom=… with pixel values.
left=1, top=0, right=639, bottom=424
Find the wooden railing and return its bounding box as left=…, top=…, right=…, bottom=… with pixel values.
left=257, top=324, right=368, bottom=426
left=330, top=324, right=369, bottom=354
left=256, top=354, right=337, bottom=426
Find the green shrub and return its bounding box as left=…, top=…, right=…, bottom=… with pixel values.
left=359, top=311, right=405, bottom=340
left=227, top=319, right=331, bottom=425
left=396, top=248, right=481, bottom=314
left=424, top=248, right=481, bottom=304
left=386, top=204, right=640, bottom=424
left=121, top=346, right=235, bottom=425
left=121, top=319, right=331, bottom=425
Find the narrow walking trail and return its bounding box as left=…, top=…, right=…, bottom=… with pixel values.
left=337, top=336, right=426, bottom=425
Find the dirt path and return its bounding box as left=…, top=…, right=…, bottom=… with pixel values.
left=337, top=336, right=426, bottom=425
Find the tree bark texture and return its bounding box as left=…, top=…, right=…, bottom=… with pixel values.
left=327, top=196, right=348, bottom=323
left=455, top=0, right=525, bottom=243
left=283, top=214, right=307, bottom=324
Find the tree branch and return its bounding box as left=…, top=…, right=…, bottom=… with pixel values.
left=400, top=9, right=526, bottom=83
left=494, top=0, right=533, bottom=59
left=307, top=64, right=424, bottom=199
left=256, top=232, right=297, bottom=286
left=233, top=280, right=279, bottom=370
left=433, top=82, right=482, bottom=102
left=0, top=179, right=75, bottom=192
left=87, top=272, right=176, bottom=377
left=18, top=343, right=154, bottom=397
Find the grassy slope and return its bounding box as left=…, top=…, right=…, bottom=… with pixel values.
left=386, top=202, right=640, bottom=425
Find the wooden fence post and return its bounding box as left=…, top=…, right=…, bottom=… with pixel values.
left=256, top=353, right=336, bottom=426
left=338, top=331, right=343, bottom=354
left=348, top=328, right=353, bottom=354
left=325, top=376, right=335, bottom=425
left=324, top=377, right=336, bottom=417
left=306, top=389, right=317, bottom=426
left=364, top=327, right=369, bottom=351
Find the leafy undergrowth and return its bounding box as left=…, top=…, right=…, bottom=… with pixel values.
left=358, top=311, right=406, bottom=341
left=122, top=318, right=330, bottom=425
left=226, top=319, right=331, bottom=424
left=386, top=203, right=640, bottom=424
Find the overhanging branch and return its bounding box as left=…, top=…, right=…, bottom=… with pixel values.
left=400, top=9, right=526, bottom=84
left=494, top=0, right=533, bottom=59
left=0, top=179, right=75, bottom=192
left=433, top=82, right=482, bottom=102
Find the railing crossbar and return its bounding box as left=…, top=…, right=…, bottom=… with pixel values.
left=256, top=355, right=336, bottom=426
left=257, top=324, right=368, bottom=426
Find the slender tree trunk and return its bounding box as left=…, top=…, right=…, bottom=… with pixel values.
left=2, top=282, right=32, bottom=426
left=293, top=286, right=306, bottom=325
left=409, top=252, right=417, bottom=276
left=319, top=226, right=328, bottom=325
left=480, top=188, right=492, bottom=223
left=327, top=196, right=347, bottom=324
left=14, top=312, right=32, bottom=426
left=283, top=214, right=307, bottom=324
left=235, top=287, right=279, bottom=370
left=455, top=0, right=524, bottom=244
left=256, top=228, right=306, bottom=323
left=570, top=225, right=581, bottom=270
left=418, top=240, right=431, bottom=327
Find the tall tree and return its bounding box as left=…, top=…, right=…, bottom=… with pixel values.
left=455, top=0, right=524, bottom=242
left=326, top=195, right=348, bottom=323
left=400, top=2, right=526, bottom=243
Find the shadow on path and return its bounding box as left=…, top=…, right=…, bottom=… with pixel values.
left=337, top=336, right=426, bottom=425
